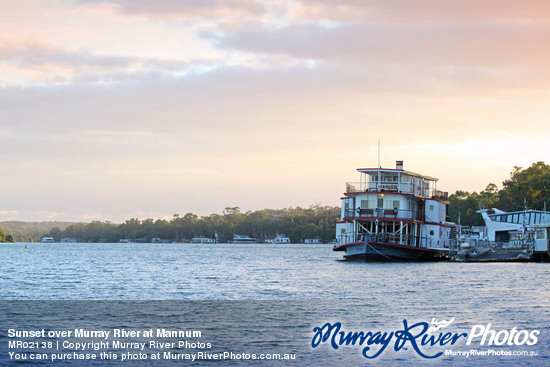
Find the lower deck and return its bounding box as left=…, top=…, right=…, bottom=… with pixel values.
left=337, top=219, right=455, bottom=251
left=334, top=241, right=447, bottom=261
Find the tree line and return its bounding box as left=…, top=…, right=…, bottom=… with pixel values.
left=44, top=205, right=341, bottom=243
left=0, top=229, right=14, bottom=242
left=449, top=161, right=549, bottom=226
left=0, top=221, right=74, bottom=243
left=1, top=162, right=548, bottom=242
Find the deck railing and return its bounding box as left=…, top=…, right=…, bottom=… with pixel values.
left=363, top=233, right=433, bottom=248
left=338, top=232, right=455, bottom=250
left=454, top=238, right=535, bottom=252
left=345, top=182, right=448, bottom=200
left=344, top=208, right=423, bottom=221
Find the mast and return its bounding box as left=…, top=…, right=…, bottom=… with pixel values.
left=377, top=140, right=381, bottom=190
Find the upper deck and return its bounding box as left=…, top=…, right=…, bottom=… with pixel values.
left=345, top=161, right=448, bottom=201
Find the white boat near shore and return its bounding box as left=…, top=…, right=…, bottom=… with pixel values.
left=231, top=234, right=256, bottom=244
left=191, top=236, right=216, bottom=244
left=269, top=234, right=290, bottom=244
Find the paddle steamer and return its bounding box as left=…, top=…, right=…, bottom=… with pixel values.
left=333, top=161, right=455, bottom=261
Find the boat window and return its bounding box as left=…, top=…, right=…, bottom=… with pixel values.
left=536, top=229, right=546, bottom=239
left=377, top=197, right=383, bottom=209
left=430, top=230, right=434, bottom=236
left=393, top=200, right=400, bottom=209
left=360, top=200, right=368, bottom=208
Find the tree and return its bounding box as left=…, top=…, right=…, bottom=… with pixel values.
left=499, top=162, right=550, bottom=211
left=448, top=191, right=484, bottom=226
left=49, top=227, right=62, bottom=241
left=478, top=183, right=499, bottom=208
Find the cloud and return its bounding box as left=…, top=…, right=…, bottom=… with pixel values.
left=0, top=1, right=548, bottom=221
left=212, top=22, right=550, bottom=71
left=74, top=0, right=267, bottom=21
left=0, top=38, right=219, bottom=85
left=0, top=39, right=128, bottom=68
left=290, top=0, right=550, bottom=23
left=72, top=1, right=550, bottom=24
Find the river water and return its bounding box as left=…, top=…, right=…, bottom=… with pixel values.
left=0, top=242, right=549, bottom=366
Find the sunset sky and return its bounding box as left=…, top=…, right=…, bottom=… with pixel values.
left=1, top=0, right=549, bottom=222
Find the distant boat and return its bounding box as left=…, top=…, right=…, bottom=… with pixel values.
left=41, top=236, right=55, bottom=243
left=272, top=234, right=291, bottom=244
left=191, top=236, right=216, bottom=244
left=60, top=237, right=77, bottom=243
left=231, top=234, right=256, bottom=244
left=304, top=238, right=322, bottom=244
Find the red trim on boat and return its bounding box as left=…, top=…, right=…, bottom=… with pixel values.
left=340, top=217, right=454, bottom=228
left=333, top=241, right=442, bottom=252
left=342, top=191, right=449, bottom=204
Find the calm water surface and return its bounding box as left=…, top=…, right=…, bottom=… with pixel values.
left=1, top=242, right=549, bottom=366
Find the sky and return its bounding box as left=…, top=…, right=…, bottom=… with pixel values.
left=1, top=0, right=549, bottom=222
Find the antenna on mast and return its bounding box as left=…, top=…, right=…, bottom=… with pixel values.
left=378, top=140, right=381, bottom=168
left=377, top=140, right=381, bottom=190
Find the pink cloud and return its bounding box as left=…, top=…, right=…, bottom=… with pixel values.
left=74, top=0, right=267, bottom=21
left=292, top=0, right=550, bottom=23
left=212, top=22, right=550, bottom=70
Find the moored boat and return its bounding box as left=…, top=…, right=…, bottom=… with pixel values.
left=452, top=207, right=550, bottom=262
left=333, top=160, right=455, bottom=261
left=191, top=236, right=216, bottom=244
left=231, top=234, right=256, bottom=244
left=268, top=234, right=290, bottom=244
